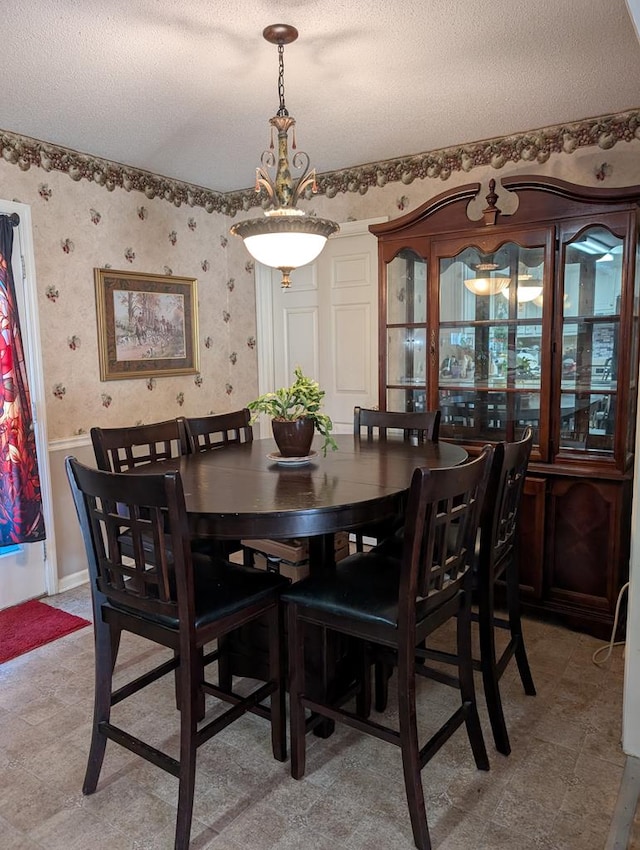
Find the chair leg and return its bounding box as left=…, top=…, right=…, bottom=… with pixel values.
left=217, top=634, right=233, bottom=692
left=268, top=604, right=287, bottom=762
left=375, top=641, right=424, bottom=713
left=109, top=626, right=121, bottom=673
left=457, top=593, right=490, bottom=771
left=355, top=639, right=372, bottom=719
left=374, top=659, right=392, bottom=712
left=287, top=602, right=307, bottom=780
left=175, top=650, right=199, bottom=850
left=176, top=747, right=197, bottom=850
left=313, top=625, right=335, bottom=739
left=505, top=560, right=536, bottom=697
left=83, top=618, right=113, bottom=794
left=397, top=649, right=431, bottom=850
left=173, top=647, right=206, bottom=721
left=477, top=578, right=511, bottom=757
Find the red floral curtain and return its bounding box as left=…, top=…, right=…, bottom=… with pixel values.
left=0, top=215, right=45, bottom=544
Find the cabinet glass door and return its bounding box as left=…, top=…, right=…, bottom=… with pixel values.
left=559, top=226, right=623, bottom=455
left=438, top=243, right=544, bottom=443
left=385, top=249, right=427, bottom=412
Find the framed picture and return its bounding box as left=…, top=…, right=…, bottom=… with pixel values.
left=94, top=268, right=199, bottom=381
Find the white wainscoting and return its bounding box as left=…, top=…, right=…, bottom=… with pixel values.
left=48, top=434, right=94, bottom=591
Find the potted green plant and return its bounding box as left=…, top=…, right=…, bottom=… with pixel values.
left=247, top=367, right=337, bottom=457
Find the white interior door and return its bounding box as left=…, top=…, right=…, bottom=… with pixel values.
left=0, top=200, right=56, bottom=608
left=255, top=218, right=386, bottom=436
left=271, top=262, right=320, bottom=385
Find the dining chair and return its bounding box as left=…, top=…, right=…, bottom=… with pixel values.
left=422, top=429, right=535, bottom=755
left=184, top=408, right=253, bottom=453
left=376, top=428, right=536, bottom=756
left=91, top=415, right=242, bottom=716
left=90, top=418, right=190, bottom=560
left=91, top=416, right=245, bottom=559
left=282, top=446, right=494, bottom=850
left=470, top=426, right=536, bottom=755
left=90, top=417, right=190, bottom=473
left=352, top=406, right=441, bottom=552
left=183, top=409, right=254, bottom=563
left=65, top=456, right=287, bottom=850
left=353, top=405, right=441, bottom=443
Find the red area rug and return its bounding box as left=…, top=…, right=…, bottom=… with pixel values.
left=0, top=598, right=90, bottom=663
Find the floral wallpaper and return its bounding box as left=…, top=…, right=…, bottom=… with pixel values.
left=0, top=162, right=259, bottom=440
left=0, top=108, right=639, bottom=443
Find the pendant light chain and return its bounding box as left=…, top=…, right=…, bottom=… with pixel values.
left=277, top=43, right=289, bottom=117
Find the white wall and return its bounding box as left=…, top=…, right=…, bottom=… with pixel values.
left=48, top=436, right=95, bottom=592
left=623, top=365, right=640, bottom=755
left=621, top=0, right=640, bottom=746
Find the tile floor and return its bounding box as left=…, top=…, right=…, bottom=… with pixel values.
left=0, top=584, right=630, bottom=849
left=631, top=794, right=640, bottom=849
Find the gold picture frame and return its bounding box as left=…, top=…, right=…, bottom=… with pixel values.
left=94, top=268, right=199, bottom=381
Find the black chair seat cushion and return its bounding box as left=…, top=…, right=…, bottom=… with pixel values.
left=282, top=551, right=457, bottom=630
left=106, top=555, right=289, bottom=631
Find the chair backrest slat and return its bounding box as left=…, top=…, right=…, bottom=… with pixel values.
left=91, top=418, right=189, bottom=472
left=354, top=406, right=440, bottom=444
left=184, top=409, right=253, bottom=454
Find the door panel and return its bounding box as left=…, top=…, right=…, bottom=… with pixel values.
left=272, top=264, right=319, bottom=385
left=284, top=306, right=319, bottom=381
left=334, top=304, right=370, bottom=392
left=546, top=476, right=623, bottom=612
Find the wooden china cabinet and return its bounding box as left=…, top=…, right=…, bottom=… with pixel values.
left=370, top=176, right=640, bottom=637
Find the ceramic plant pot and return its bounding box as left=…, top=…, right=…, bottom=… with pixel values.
left=271, top=417, right=314, bottom=457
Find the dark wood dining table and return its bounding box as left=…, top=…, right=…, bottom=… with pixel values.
left=137, top=431, right=468, bottom=733
left=157, top=432, right=468, bottom=562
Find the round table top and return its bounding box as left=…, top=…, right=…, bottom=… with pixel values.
left=156, top=433, right=467, bottom=540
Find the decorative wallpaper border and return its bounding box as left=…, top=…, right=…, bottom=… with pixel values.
left=2, top=109, right=639, bottom=217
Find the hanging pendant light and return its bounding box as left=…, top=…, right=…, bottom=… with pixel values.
left=230, top=25, right=339, bottom=288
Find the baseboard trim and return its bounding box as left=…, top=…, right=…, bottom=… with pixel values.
left=606, top=754, right=640, bottom=850
left=56, top=569, right=89, bottom=594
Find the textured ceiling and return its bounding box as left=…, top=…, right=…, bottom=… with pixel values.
left=3, top=0, right=640, bottom=193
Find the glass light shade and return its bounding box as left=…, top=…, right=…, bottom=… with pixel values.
left=230, top=212, right=339, bottom=286
left=243, top=231, right=328, bottom=268
left=463, top=276, right=510, bottom=296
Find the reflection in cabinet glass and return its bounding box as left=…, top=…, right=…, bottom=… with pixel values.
left=439, top=243, right=545, bottom=444
left=385, top=249, right=427, bottom=412
left=560, top=226, right=622, bottom=455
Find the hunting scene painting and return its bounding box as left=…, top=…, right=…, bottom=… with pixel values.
left=94, top=269, right=199, bottom=380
